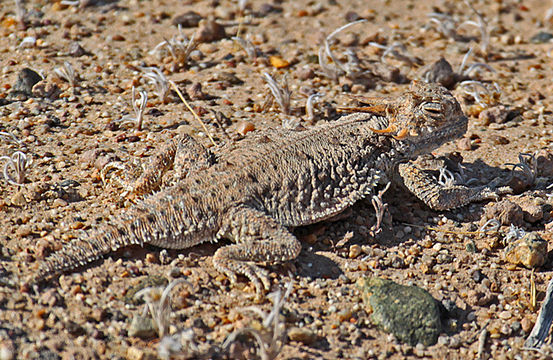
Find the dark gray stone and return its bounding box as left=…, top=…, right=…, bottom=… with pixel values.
left=358, top=277, right=442, bottom=346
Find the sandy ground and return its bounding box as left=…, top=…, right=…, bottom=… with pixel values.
left=1, top=0, right=553, bottom=358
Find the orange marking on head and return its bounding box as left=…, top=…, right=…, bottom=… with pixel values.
left=369, top=123, right=397, bottom=134
left=392, top=128, right=408, bottom=140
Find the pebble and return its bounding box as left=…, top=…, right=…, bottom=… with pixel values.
left=483, top=200, right=523, bottom=227
left=10, top=68, right=42, bottom=98
left=195, top=19, right=226, bottom=43
left=128, top=315, right=156, bottom=339
left=126, top=346, right=145, bottom=360
left=504, top=233, right=548, bottom=268
left=530, top=31, right=553, bottom=44
left=0, top=340, right=14, bottom=360
left=478, top=105, right=515, bottom=125
left=172, top=11, right=202, bottom=28
left=236, top=121, right=255, bottom=135
left=10, top=191, right=27, bottom=207
left=288, top=327, right=317, bottom=345
left=349, top=244, right=361, bottom=258
left=498, top=311, right=512, bottom=320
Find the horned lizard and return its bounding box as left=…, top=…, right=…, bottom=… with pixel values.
left=30, top=82, right=510, bottom=298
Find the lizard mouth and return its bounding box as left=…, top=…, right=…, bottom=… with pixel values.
left=409, top=114, right=468, bottom=156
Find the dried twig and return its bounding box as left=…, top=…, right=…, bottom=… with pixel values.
left=169, top=80, right=217, bottom=147
left=525, top=276, right=553, bottom=349
left=305, top=93, right=324, bottom=122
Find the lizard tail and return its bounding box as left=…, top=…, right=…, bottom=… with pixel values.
left=31, top=226, right=143, bottom=285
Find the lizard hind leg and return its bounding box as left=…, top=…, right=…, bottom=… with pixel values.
left=213, top=206, right=301, bottom=300
left=103, top=134, right=213, bottom=199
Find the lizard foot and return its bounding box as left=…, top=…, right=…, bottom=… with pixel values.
left=213, top=247, right=271, bottom=301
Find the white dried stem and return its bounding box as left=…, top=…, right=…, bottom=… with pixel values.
left=263, top=73, right=291, bottom=115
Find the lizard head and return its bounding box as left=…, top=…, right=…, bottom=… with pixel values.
left=371, top=81, right=468, bottom=157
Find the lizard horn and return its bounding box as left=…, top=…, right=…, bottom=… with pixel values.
left=392, top=128, right=409, bottom=140
left=369, top=123, right=397, bottom=134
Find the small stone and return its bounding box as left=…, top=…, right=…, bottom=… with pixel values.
left=521, top=316, right=534, bottom=333
left=288, top=327, right=317, bottom=345
left=172, top=11, right=202, bottom=28
left=483, top=200, right=524, bottom=227
left=10, top=68, right=42, bottom=98
left=187, top=82, right=208, bottom=100
left=498, top=311, right=512, bottom=320
left=52, top=198, right=68, bottom=208
left=128, top=315, right=156, bottom=339
left=478, top=105, right=517, bottom=125
left=489, top=134, right=509, bottom=145
left=195, top=19, right=226, bottom=43
left=530, top=31, right=553, bottom=44
left=357, top=277, right=442, bottom=346
left=236, top=121, right=255, bottom=136
left=536, top=150, right=553, bottom=177
left=473, top=269, right=486, bottom=283
left=32, top=80, right=61, bottom=100
left=345, top=11, right=362, bottom=22
left=349, top=244, right=362, bottom=258
left=518, top=196, right=544, bottom=223
left=68, top=41, right=86, bottom=57
left=64, top=320, right=85, bottom=336
left=456, top=138, right=472, bottom=151
left=504, top=233, right=547, bottom=268
left=126, top=346, right=145, bottom=360
left=0, top=340, right=15, bottom=360
left=145, top=253, right=158, bottom=264
left=10, top=190, right=27, bottom=207
left=15, top=224, right=32, bottom=237
left=90, top=307, right=107, bottom=322
left=421, top=57, right=459, bottom=89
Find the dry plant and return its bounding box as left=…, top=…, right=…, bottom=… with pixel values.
left=505, top=152, right=537, bottom=186
left=233, top=34, right=258, bottom=60
left=149, top=25, right=198, bottom=68
left=370, top=181, right=390, bottom=235
left=458, top=48, right=495, bottom=77
left=134, top=278, right=190, bottom=338
left=262, top=72, right=291, bottom=115
left=319, top=19, right=367, bottom=81
left=141, top=66, right=170, bottom=102
left=54, top=61, right=78, bottom=87
left=120, top=86, right=148, bottom=130
left=0, top=151, right=28, bottom=186
left=368, top=41, right=419, bottom=66
left=305, top=93, right=324, bottom=122
left=457, top=80, right=501, bottom=108
left=158, top=328, right=198, bottom=360
left=223, top=281, right=293, bottom=360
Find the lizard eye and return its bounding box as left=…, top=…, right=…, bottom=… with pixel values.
left=421, top=102, right=442, bottom=114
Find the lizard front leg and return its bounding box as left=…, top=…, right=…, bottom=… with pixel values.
left=213, top=206, right=302, bottom=300
left=396, top=162, right=511, bottom=211
left=103, top=134, right=213, bottom=198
